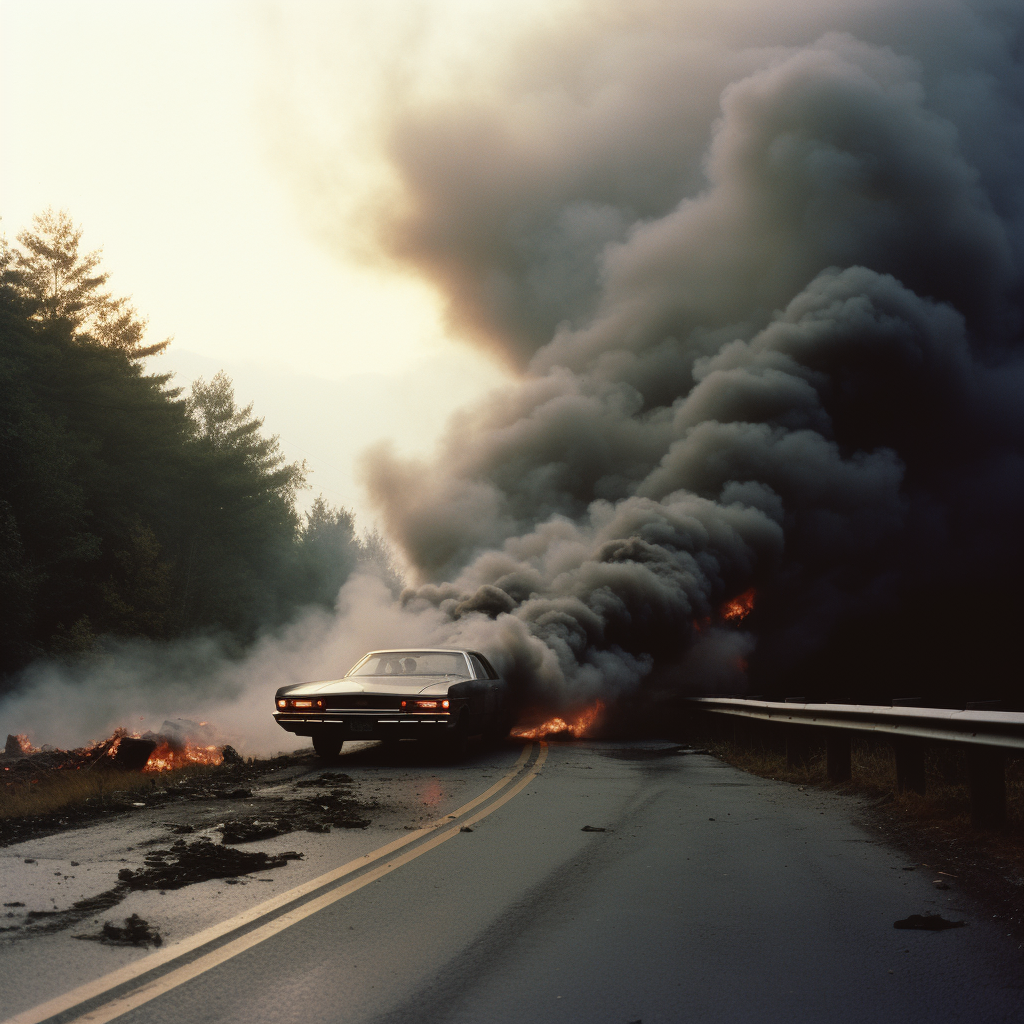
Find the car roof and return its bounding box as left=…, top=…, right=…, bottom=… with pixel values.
left=365, top=648, right=474, bottom=656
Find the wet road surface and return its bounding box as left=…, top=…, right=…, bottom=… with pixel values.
left=5, top=739, right=1023, bottom=1024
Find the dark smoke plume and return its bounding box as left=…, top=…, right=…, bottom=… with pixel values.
left=326, top=2, right=1024, bottom=711
left=4, top=1, right=1022, bottom=752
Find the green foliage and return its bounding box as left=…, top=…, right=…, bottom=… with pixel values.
left=0, top=212, right=368, bottom=684
left=2, top=207, right=167, bottom=356
left=358, top=527, right=405, bottom=596
left=291, top=496, right=360, bottom=609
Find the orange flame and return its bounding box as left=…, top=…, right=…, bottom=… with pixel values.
left=143, top=741, right=223, bottom=772
left=3, top=725, right=226, bottom=773
left=512, top=700, right=606, bottom=740
left=720, top=588, right=756, bottom=622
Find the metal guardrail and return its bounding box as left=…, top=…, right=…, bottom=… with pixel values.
left=684, top=697, right=1024, bottom=749
left=684, top=697, right=1024, bottom=828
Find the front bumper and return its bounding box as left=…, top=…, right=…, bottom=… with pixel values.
left=273, top=711, right=455, bottom=740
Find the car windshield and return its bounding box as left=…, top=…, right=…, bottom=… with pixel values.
left=348, top=652, right=468, bottom=677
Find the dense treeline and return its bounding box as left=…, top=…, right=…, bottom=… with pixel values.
left=0, top=210, right=396, bottom=685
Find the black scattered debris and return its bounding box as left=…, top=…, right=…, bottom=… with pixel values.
left=23, top=859, right=35, bottom=864
left=296, top=791, right=370, bottom=831
left=933, top=880, right=950, bottom=890
left=0, top=747, right=378, bottom=849
left=221, top=819, right=294, bottom=844
left=116, top=838, right=303, bottom=890
left=75, top=913, right=163, bottom=947
left=894, top=914, right=966, bottom=931
left=4, top=902, right=25, bottom=907
left=460, top=826, right=474, bottom=833
left=581, top=825, right=607, bottom=832
left=219, top=786, right=370, bottom=842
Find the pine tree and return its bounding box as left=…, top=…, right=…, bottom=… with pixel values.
left=1, top=208, right=168, bottom=356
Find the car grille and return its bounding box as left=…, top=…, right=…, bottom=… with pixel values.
left=323, top=696, right=404, bottom=711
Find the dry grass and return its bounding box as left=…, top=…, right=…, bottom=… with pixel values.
left=0, top=763, right=219, bottom=821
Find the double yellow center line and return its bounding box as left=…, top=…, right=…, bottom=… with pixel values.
left=6, top=742, right=548, bottom=1024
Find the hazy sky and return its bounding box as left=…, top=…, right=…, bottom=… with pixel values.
left=0, top=0, right=511, bottom=524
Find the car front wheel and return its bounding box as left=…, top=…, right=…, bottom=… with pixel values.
left=312, top=731, right=343, bottom=761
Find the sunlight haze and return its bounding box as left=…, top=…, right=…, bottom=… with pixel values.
left=0, top=0, right=511, bottom=523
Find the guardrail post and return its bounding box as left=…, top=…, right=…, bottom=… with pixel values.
left=826, top=732, right=851, bottom=782
left=967, top=748, right=1006, bottom=829
left=893, top=737, right=926, bottom=795
left=786, top=725, right=812, bottom=767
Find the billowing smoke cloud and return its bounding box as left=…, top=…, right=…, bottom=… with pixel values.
left=341, top=2, right=1024, bottom=709
left=6, top=0, right=1023, bottom=748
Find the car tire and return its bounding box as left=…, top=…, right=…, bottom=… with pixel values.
left=312, top=731, right=343, bottom=761
left=434, top=710, right=469, bottom=758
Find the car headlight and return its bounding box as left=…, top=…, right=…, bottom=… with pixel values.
left=277, top=698, right=323, bottom=709
left=400, top=699, right=450, bottom=709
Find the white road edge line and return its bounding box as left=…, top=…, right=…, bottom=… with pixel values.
left=67, top=745, right=549, bottom=1024
left=3, top=743, right=536, bottom=1024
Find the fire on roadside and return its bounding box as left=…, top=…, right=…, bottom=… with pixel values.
left=4, top=723, right=225, bottom=773
left=104, top=725, right=224, bottom=771
left=142, top=739, right=222, bottom=771
left=720, top=588, right=756, bottom=622
left=511, top=700, right=606, bottom=741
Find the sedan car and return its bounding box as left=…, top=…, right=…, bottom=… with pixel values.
left=273, top=648, right=511, bottom=759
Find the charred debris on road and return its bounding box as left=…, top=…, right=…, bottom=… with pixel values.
left=1, top=731, right=377, bottom=849
left=1, top=741, right=381, bottom=941
left=8, top=838, right=307, bottom=941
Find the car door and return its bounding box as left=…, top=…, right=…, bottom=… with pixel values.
left=470, top=653, right=497, bottom=725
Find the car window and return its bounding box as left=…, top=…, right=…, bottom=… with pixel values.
left=470, top=654, right=489, bottom=680
left=477, top=655, right=498, bottom=679
left=348, top=652, right=468, bottom=676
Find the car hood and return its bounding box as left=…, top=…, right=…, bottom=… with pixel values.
left=282, top=675, right=465, bottom=697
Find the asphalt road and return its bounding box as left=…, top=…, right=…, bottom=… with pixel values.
left=6, top=739, right=1023, bottom=1024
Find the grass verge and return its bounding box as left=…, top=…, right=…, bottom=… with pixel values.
left=0, top=764, right=220, bottom=821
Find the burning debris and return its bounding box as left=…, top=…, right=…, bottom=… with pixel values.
left=1, top=720, right=227, bottom=778
left=512, top=701, right=606, bottom=741
left=720, top=590, right=756, bottom=623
